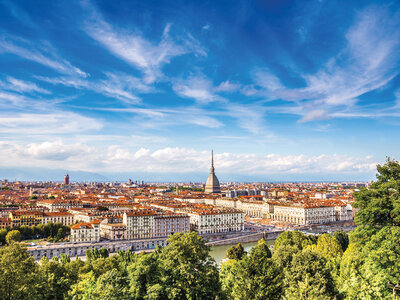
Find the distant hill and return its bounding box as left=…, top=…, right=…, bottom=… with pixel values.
left=0, top=167, right=109, bottom=182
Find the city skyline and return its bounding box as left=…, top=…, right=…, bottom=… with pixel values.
left=1, top=0, right=400, bottom=181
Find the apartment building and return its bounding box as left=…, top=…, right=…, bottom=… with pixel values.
left=37, top=200, right=83, bottom=212
left=9, top=210, right=43, bottom=226
left=70, top=220, right=100, bottom=243
left=0, top=217, right=12, bottom=228
left=184, top=209, right=245, bottom=234
left=270, top=204, right=336, bottom=225
left=154, top=213, right=190, bottom=238
left=100, top=223, right=127, bottom=240
left=42, top=212, right=74, bottom=226
left=123, top=210, right=156, bottom=239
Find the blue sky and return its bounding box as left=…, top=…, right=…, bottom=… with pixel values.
left=0, top=0, right=400, bottom=181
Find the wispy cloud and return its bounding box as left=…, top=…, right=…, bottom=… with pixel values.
left=0, top=76, right=50, bottom=95
left=82, top=2, right=206, bottom=83
left=36, top=72, right=152, bottom=104
left=0, top=36, right=87, bottom=77
left=0, top=111, right=102, bottom=135
left=259, top=6, right=400, bottom=122
left=214, top=80, right=241, bottom=93
left=241, top=69, right=284, bottom=97
left=172, top=74, right=225, bottom=104
left=85, top=106, right=224, bottom=129
left=225, top=104, right=267, bottom=135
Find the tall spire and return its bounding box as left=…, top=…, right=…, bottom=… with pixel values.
left=205, top=149, right=221, bottom=193
left=211, top=150, right=215, bottom=173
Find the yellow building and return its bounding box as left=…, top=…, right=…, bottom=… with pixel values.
left=9, top=211, right=43, bottom=227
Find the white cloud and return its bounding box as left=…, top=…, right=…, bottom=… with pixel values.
left=36, top=72, right=152, bottom=104
left=0, top=142, right=377, bottom=176
left=299, top=109, right=331, bottom=123
left=83, top=3, right=206, bottom=83
left=173, top=75, right=226, bottom=104
left=0, top=36, right=87, bottom=77
left=90, top=106, right=224, bottom=129
left=0, top=77, right=50, bottom=94
left=214, top=80, right=241, bottom=93
left=253, top=69, right=284, bottom=91
left=24, top=141, right=90, bottom=160
left=263, top=6, right=400, bottom=122
left=225, top=104, right=266, bottom=135
left=0, top=112, right=102, bottom=135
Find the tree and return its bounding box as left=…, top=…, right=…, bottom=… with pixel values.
left=93, top=269, right=129, bottom=299
left=128, top=252, right=165, bottom=299
left=225, top=243, right=246, bottom=260
left=333, top=231, right=349, bottom=252
left=359, top=226, right=400, bottom=299
left=249, top=239, right=272, bottom=261
left=272, top=244, right=300, bottom=269
left=376, top=158, right=400, bottom=182
left=96, top=206, right=109, bottom=212
left=38, top=256, right=72, bottom=300
left=274, top=231, right=314, bottom=252
left=159, top=232, right=222, bottom=300
left=353, top=158, right=400, bottom=227
left=0, top=228, right=7, bottom=244
left=68, top=271, right=97, bottom=300
left=315, top=234, right=343, bottom=260
left=284, top=249, right=338, bottom=299
left=116, top=250, right=136, bottom=272
left=56, top=228, right=64, bottom=241
left=0, top=243, right=41, bottom=299
left=6, top=230, right=21, bottom=244
left=221, top=239, right=283, bottom=300
left=339, top=243, right=366, bottom=299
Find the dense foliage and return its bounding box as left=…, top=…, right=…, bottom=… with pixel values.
left=0, top=222, right=70, bottom=244
left=1, top=159, right=399, bottom=299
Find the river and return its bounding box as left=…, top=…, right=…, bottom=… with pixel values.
left=209, top=240, right=275, bottom=265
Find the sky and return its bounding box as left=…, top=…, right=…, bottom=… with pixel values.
left=0, top=0, right=400, bottom=182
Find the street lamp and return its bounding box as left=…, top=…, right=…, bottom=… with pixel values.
left=388, top=282, right=400, bottom=300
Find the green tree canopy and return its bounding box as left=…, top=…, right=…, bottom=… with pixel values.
left=315, top=234, right=343, bottom=260
left=0, top=243, right=41, bottom=299
left=225, top=243, right=246, bottom=260
left=274, top=230, right=315, bottom=252
left=333, top=231, right=349, bottom=252
left=6, top=230, right=21, bottom=244
left=221, top=239, right=283, bottom=300
left=354, top=158, right=400, bottom=227
left=128, top=252, right=165, bottom=299
left=284, top=249, right=338, bottom=300
left=159, top=232, right=222, bottom=300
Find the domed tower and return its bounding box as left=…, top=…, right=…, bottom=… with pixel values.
left=205, top=150, right=221, bottom=193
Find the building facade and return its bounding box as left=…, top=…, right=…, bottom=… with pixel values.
left=70, top=220, right=100, bottom=243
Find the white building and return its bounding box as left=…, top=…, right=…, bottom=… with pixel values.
left=100, top=222, right=127, bottom=240
left=37, top=200, right=83, bottom=212
left=123, top=210, right=156, bottom=239
left=181, top=209, right=245, bottom=235
left=42, top=212, right=74, bottom=226
left=270, top=204, right=336, bottom=225
left=70, top=220, right=100, bottom=243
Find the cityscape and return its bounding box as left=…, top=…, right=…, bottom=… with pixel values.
left=1, top=0, right=400, bottom=299
left=0, top=151, right=360, bottom=260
